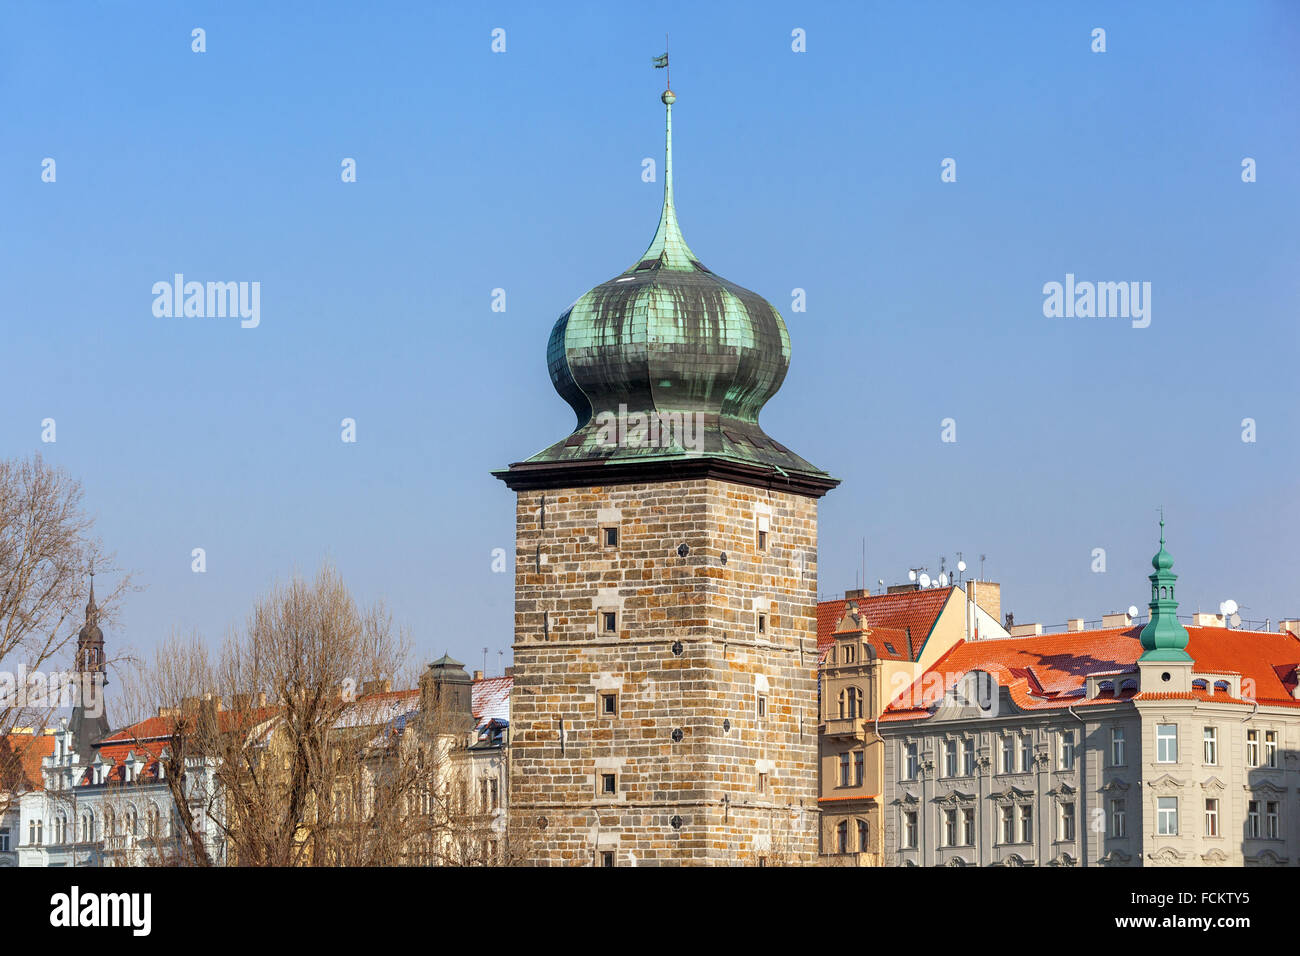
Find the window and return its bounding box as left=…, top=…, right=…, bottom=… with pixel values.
left=1156, top=797, right=1178, bottom=835
left=943, top=809, right=957, bottom=847
left=601, top=611, right=617, bottom=634
left=600, top=850, right=615, bottom=867
left=1265, top=731, right=1278, bottom=768
left=856, top=819, right=869, bottom=853
left=757, top=613, right=767, bottom=635
left=962, top=739, right=974, bottom=777
left=1247, top=800, right=1260, bottom=838
left=1203, top=726, right=1218, bottom=765
left=843, top=643, right=854, bottom=663
left=1000, top=805, right=1015, bottom=844
left=600, top=691, right=618, bottom=716
left=944, top=739, right=957, bottom=778
left=904, top=743, right=918, bottom=780
left=489, top=778, right=500, bottom=811
left=837, top=820, right=849, bottom=853
left=1266, top=801, right=1280, bottom=839
left=1110, top=800, right=1126, bottom=838
left=0, top=828, right=8, bottom=852
left=757, top=772, right=769, bottom=794
left=853, top=750, right=864, bottom=787
left=1156, top=724, right=1178, bottom=763
left=1059, top=730, right=1076, bottom=770
left=1020, top=805, right=1033, bottom=844
left=600, top=773, right=617, bottom=796
left=1059, top=803, right=1076, bottom=841
left=757, top=529, right=768, bottom=551
left=1020, top=734, right=1033, bottom=772
left=961, top=808, right=975, bottom=846
left=602, top=527, right=619, bottom=548
left=1000, top=737, right=1014, bottom=774
left=839, top=686, right=863, bottom=720
left=1246, top=730, right=1259, bottom=767
left=839, top=752, right=851, bottom=787
left=1205, top=799, right=1219, bottom=837
left=1111, top=727, right=1126, bottom=767
left=902, top=811, right=917, bottom=849
left=480, top=778, right=490, bottom=813
left=756, top=694, right=767, bottom=718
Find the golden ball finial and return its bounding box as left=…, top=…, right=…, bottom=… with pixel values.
left=661, top=89, right=676, bottom=106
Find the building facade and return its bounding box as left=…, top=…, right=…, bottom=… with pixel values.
left=495, top=82, right=837, bottom=865
left=817, top=582, right=1007, bottom=864
left=879, top=527, right=1300, bottom=866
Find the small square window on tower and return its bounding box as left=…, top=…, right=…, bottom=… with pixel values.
left=756, top=514, right=770, bottom=551
left=757, top=613, right=767, bottom=634
left=600, top=772, right=617, bottom=796
left=600, top=850, right=615, bottom=867
left=602, top=527, right=619, bottom=548
left=756, top=694, right=767, bottom=718
left=758, top=772, right=769, bottom=794
left=600, top=691, right=618, bottom=716
left=601, top=611, right=618, bottom=634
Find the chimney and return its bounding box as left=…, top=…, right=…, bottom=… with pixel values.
left=473, top=670, right=484, bottom=681
left=968, top=581, right=1002, bottom=624
left=1066, top=618, right=1085, bottom=632
left=844, top=588, right=867, bottom=601
left=1008, top=622, right=1043, bottom=637
left=1193, top=612, right=1224, bottom=627
left=361, top=678, right=393, bottom=697
left=180, top=696, right=202, bottom=714
left=1101, top=612, right=1132, bottom=629
left=1279, top=620, right=1300, bottom=638
left=504, top=666, right=515, bottom=679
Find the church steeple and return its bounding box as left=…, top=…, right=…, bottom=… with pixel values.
left=69, top=570, right=111, bottom=764
left=1138, top=511, right=1192, bottom=661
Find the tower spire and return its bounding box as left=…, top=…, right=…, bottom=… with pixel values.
left=1139, top=511, right=1192, bottom=661
left=632, top=55, right=700, bottom=271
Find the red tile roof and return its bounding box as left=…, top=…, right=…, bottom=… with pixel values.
left=818, top=588, right=956, bottom=661
left=0, top=731, right=57, bottom=792
left=881, top=625, right=1300, bottom=722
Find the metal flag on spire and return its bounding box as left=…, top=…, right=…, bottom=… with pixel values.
left=653, top=34, right=669, bottom=88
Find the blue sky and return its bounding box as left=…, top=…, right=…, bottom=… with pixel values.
left=2, top=1, right=1297, bottom=676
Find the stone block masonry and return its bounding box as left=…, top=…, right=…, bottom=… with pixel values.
left=509, top=478, right=822, bottom=865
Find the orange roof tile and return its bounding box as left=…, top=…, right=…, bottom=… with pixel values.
left=0, top=731, right=57, bottom=792
left=818, top=588, right=956, bottom=662
left=881, top=625, right=1300, bottom=722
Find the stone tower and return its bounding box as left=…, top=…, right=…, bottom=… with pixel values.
left=69, top=574, right=111, bottom=764
left=494, top=80, right=837, bottom=865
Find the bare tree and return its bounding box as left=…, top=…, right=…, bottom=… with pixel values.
left=0, top=454, right=129, bottom=816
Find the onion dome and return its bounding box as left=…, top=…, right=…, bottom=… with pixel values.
left=498, top=84, right=836, bottom=497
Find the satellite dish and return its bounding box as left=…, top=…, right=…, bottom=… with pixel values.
left=1127, top=605, right=1139, bottom=619
left=957, top=560, right=967, bottom=573
left=1230, top=613, right=1242, bottom=628
left=938, top=573, right=949, bottom=587
left=1222, top=599, right=1239, bottom=616
left=918, top=573, right=931, bottom=589
left=908, top=570, right=917, bottom=582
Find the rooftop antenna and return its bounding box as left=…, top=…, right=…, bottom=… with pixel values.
left=482, top=646, right=488, bottom=676
left=498, top=649, right=504, bottom=676
left=979, top=554, right=987, bottom=581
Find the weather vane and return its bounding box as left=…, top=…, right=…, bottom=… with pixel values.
left=653, top=33, right=669, bottom=89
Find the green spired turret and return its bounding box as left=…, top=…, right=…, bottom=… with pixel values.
left=1138, top=512, right=1192, bottom=662
left=495, top=81, right=837, bottom=498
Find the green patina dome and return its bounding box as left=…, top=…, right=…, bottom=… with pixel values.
left=514, top=87, right=833, bottom=487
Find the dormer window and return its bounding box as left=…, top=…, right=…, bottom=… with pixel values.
left=844, top=644, right=856, bottom=664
